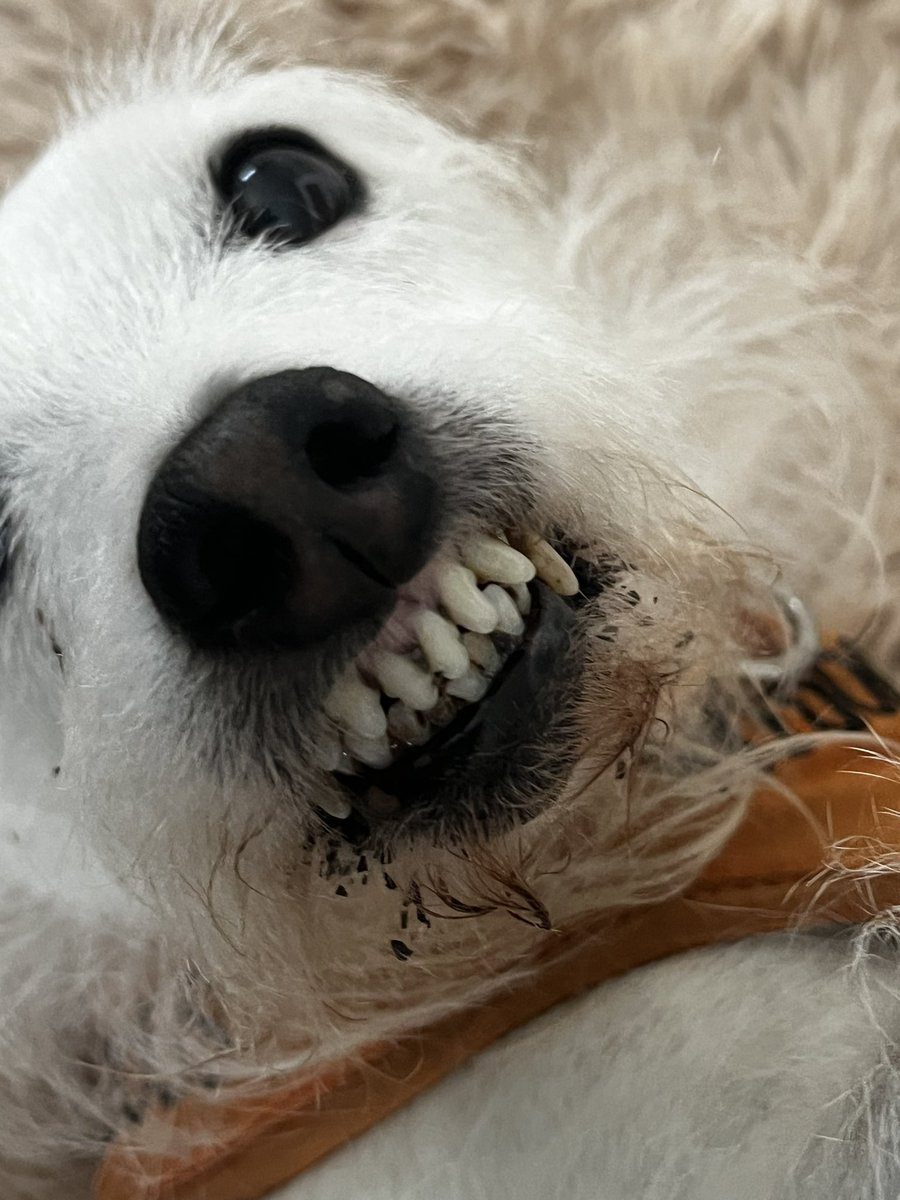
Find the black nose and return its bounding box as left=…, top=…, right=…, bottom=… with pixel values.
left=137, top=368, right=442, bottom=649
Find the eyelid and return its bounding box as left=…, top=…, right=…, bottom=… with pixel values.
left=211, top=127, right=341, bottom=177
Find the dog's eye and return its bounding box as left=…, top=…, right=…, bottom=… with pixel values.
left=213, top=129, right=364, bottom=246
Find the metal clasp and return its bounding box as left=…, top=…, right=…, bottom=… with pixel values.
left=740, top=589, right=819, bottom=690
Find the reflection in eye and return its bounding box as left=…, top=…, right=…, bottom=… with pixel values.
left=213, top=129, right=364, bottom=246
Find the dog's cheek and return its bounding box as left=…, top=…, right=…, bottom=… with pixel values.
left=0, top=599, right=66, bottom=804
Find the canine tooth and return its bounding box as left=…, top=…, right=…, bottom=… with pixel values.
left=316, top=791, right=352, bottom=820
left=344, top=733, right=394, bottom=770
left=324, top=670, right=387, bottom=740
left=415, top=611, right=469, bottom=679
left=510, top=582, right=532, bottom=615
left=312, top=731, right=343, bottom=771
left=483, top=584, right=526, bottom=637
left=446, top=666, right=490, bottom=703
left=438, top=564, right=497, bottom=634
left=462, top=632, right=502, bottom=676
left=524, top=538, right=579, bottom=596
left=387, top=702, right=432, bottom=746
left=371, top=651, right=439, bottom=711
left=330, top=747, right=358, bottom=776
left=461, top=534, right=536, bottom=585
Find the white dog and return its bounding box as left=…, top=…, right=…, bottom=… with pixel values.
left=2, top=4, right=900, bottom=1198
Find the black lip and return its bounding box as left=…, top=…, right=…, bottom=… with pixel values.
left=334, top=581, right=583, bottom=832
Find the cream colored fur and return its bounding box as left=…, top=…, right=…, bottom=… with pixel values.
left=0, top=3, right=899, bottom=1198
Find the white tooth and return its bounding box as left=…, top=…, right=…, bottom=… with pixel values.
left=324, top=669, right=387, bottom=740
left=316, top=791, right=352, bottom=820
left=483, top=584, right=526, bottom=637
left=446, top=666, right=490, bottom=703
left=438, top=564, right=497, bottom=634
left=462, top=632, right=502, bottom=676
left=344, top=733, right=393, bottom=769
left=461, top=534, right=536, bottom=585
left=415, top=611, right=469, bottom=679
left=510, top=582, right=532, bottom=616
left=387, top=701, right=432, bottom=746
left=332, top=749, right=358, bottom=777
left=371, top=650, right=439, bottom=711
left=312, top=730, right=343, bottom=771
left=524, top=538, right=579, bottom=596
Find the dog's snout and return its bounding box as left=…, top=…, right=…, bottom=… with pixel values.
left=137, top=367, right=441, bottom=649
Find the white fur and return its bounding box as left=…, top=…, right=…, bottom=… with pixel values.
left=0, top=4, right=899, bottom=1197
left=277, top=934, right=900, bottom=1200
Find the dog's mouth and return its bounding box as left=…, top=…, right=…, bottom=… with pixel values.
left=313, top=534, right=600, bottom=836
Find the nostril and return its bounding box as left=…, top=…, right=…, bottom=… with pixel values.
left=305, top=419, right=399, bottom=489
left=143, top=497, right=294, bottom=641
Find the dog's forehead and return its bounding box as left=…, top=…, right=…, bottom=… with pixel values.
left=71, top=64, right=467, bottom=193
left=0, top=59, right=569, bottom=519
left=0, top=65, right=489, bottom=266
left=0, top=62, right=544, bottom=410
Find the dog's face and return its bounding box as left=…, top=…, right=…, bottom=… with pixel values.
left=0, top=61, right=746, bottom=912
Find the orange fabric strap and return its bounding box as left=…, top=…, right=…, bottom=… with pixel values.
left=95, top=640, right=900, bottom=1200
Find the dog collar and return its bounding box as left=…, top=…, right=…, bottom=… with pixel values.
left=96, top=622, right=900, bottom=1200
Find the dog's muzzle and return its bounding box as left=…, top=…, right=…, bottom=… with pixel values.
left=137, top=368, right=594, bottom=840
left=137, top=367, right=442, bottom=649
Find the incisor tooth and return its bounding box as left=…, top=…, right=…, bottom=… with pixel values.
left=524, top=538, right=579, bottom=596
left=387, top=701, right=432, bottom=746
left=510, top=582, right=532, bottom=615
left=438, top=564, right=497, bottom=634
left=316, top=791, right=352, bottom=820
left=462, top=632, right=501, bottom=676
left=344, top=733, right=393, bottom=770
left=483, top=584, right=526, bottom=637
left=371, top=650, right=439, bottom=711
left=461, top=534, right=536, bottom=585
left=446, top=666, right=490, bottom=703
left=312, top=730, right=343, bottom=771
left=415, top=611, right=469, bottom=679
left=324, top=669, right=387, bottom=740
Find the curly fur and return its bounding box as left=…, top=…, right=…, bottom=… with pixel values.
left=0, top=2, right=899, bottom=1197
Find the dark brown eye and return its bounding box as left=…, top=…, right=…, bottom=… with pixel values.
left=213, top=129, right=364, bottom=246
